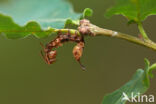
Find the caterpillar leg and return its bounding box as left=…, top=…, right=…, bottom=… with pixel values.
left=40, top=50, right=51, bottom=64
left=40, top=42, right=57, bottom=64
left=73, top=42, right=86, bottom=70
left=78, top=60, right=86, bottom=71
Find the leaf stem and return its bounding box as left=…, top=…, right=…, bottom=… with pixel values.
left=138, top=22, right=149, bottom=39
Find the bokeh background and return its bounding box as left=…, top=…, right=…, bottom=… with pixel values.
left=0, top=0, right=156, bottom=104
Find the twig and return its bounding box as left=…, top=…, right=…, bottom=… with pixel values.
left=78, top=19, right=156, bottom=51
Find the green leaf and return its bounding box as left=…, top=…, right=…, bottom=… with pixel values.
left=64, top=8, right=93, bottom=28
left=102, top=59, right=156, bottom=104
left=0, top=0, right=81, bottom=39
left=105, top=0, right=156, bottom=22
left=82, top=8, right=93, bottom=18
left=64, top=19, right=79, bottom=28
left=0, top=14, right=53, bottom=38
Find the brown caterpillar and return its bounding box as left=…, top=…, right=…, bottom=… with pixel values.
left=40, top=30, right=86, bottom=70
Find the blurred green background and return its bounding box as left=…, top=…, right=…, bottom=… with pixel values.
left=0, top=0, right=156, bottom=104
